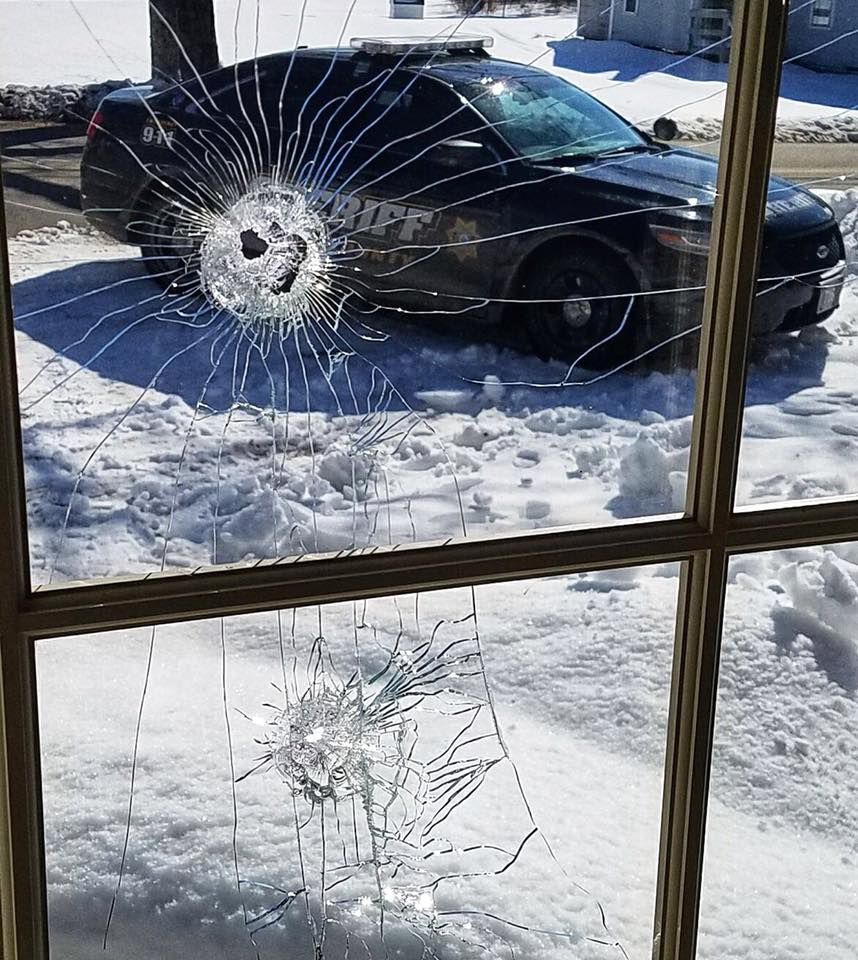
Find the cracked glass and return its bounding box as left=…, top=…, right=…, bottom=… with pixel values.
left=0, top=0, right=738, bottom=585
left=36, top=568, right=678, bottom=958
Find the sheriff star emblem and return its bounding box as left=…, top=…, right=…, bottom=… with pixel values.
left=447, top=216, right=480, bottom=263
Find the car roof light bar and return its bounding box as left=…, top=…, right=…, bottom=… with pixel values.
left=350, top=36, right=494, bottom=56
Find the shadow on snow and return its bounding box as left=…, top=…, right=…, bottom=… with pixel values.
left=12, top=257, right=829, bottom=423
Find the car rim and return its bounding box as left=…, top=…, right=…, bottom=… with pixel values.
left=544, top=268, right=618, bottom=348
left=562, top=295, right=593, bottom=328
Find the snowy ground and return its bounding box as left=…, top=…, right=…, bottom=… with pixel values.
left=11, top=222, right=689, bottom=580
left=10, top=200, right=858, bottom=581
left=36, top=552, right=858, bottom=960
left=11, top=200, right=858, bottom=958
left=37, top=582, right=677, bottom=960
left=1, top=0, right=857, bottom=131
left=3, top=2, right=858, bottom=957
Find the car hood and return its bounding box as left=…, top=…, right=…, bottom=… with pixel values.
left=550, top=147, right=834, bottom=233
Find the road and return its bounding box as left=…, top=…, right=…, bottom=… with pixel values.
left=692, top=140, right=858, bottom=191
left=0, top=122, right=88, bottom=235
left=1, top=120, right=857, bottom=235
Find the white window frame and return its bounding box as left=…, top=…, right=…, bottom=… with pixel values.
left=624, top=0, right=639, bottom=14
left=1, top=3, right=856, bottom=960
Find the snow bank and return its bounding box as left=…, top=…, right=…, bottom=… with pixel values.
left=828, top=188, right=858, bottom=275
left=0, top=79, right=131, bottom=122
left=677, top=115, right=858, bottom=144
left=617, top=433, right=686, bottom=512
left=773, top=549, right=858, bottom=692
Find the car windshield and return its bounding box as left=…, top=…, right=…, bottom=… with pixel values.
left=461, top=73, right=647, bottom=161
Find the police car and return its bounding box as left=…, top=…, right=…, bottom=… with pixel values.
left=80, top=36, right=846, bottom=363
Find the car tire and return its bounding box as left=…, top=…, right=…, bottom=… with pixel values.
left=522, top=245, right=639, bottom=370
left=131, top=188, right=200, bottom=293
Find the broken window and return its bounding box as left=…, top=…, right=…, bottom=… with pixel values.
left=7, top=4, right=731, bottom=587
left=1, top=2, right=857, bottom=960
left=36, top=572, right=679, bottom=958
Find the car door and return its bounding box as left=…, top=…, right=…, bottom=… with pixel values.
left=324, top=69, right=513, bottom=317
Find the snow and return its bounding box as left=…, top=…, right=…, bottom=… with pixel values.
left=34, top=555, right=858, bottom=959
left=37, top=583, right=678, bottom=959
left=13, top=213, right=858, bottom=958
left=11, top=225, right=697, bottom=580
left=698, top=546, right=858, bottom=960
left=1, top=0, right=856, bottom=130
left=3, top=2, right=858, bottom=956
left=830, top=189, right=858, bottom=274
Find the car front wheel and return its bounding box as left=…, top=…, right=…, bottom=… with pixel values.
left=522, top=246, right=639, bottom=370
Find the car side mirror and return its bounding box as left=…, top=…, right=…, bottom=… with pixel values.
left=653, top=117, right=679, bottom=142
left=434, top=138, right=491, bottom=169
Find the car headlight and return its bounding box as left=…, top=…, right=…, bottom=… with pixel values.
left=649, top=222, right=711, bottom=256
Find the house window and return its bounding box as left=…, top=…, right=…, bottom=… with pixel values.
left=811, top=0, right=834, bottom=28
left=700, top=16, right=726, bottom=31
left=2, top=1, right=857, bottom=958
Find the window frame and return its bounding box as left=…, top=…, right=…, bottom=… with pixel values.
left=1, top=2, right=857, bottom=959
left=624, top=0, right=639, bottom=14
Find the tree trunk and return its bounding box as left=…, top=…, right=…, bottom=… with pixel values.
left=150, top=0, right=220, bottom=89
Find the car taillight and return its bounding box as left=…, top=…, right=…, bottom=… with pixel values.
left=86, top=109, right=104, bottom=141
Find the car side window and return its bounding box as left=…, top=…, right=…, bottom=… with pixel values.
left=255, top=62, right=336, bottom=133
left=182, top=63, right=269, bottom=117
left=346, top=73, right=470, bottom=154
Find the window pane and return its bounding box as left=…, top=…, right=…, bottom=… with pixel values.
left=1, top=0, right=728, bottom=585
left=699, top=542, right=858, bottom=960
left=36, top=567, right=679, bottom=957
left=735, top=6, right=858, bottom=509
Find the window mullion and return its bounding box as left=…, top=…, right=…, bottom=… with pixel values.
left=655, top=1, right=791, bottom=959
left=0, top=190, right=47, bottom=959
left=0, top=635, right=45, bottom=960
left=654, top=549, right=725, bottom=960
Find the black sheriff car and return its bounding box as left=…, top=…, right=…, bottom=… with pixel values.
left=80, top=35, right=846, bottom=363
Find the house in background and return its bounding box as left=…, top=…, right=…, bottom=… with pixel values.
left=787, top=0, right=858, bottom=71
left=576, top=0, right=858, bottom=72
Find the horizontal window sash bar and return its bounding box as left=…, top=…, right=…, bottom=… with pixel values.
left=20, top=516, right=704, bottom=638
left=17, top=496, right=858, bottom=639
left=727, top=499, right=858, bottom=553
